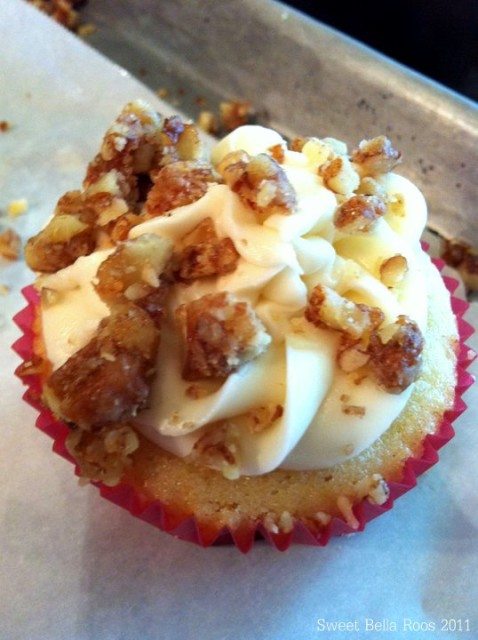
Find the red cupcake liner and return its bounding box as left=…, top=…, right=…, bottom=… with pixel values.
left=12, top=263, right=476, bottom=553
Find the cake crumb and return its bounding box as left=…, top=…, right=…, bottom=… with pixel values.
left=0, top=283, right=10, bottom=296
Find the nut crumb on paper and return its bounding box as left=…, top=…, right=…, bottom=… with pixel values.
left=7, top=199, right=28, bottom=218
left=0, top=228, right=21, bottom=261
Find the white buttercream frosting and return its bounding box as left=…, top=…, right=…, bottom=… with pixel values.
left=40, top=125, right=430, bottom=476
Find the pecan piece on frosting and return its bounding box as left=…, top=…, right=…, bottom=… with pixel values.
left=44, top=235, right=173, bottom=428
left=176, top=292, right=271, bottom=380
left=334, top=194, right=386, bottom=233
left=368, top=315, right=424, bottom=393
left=95, top=233, right=173, bottom=324
left=44, top=305, right=160, bottom=428
left=305, top=284, right=384, bottom=340
left=175, top=218, right=239, bottom=281
left=351, top=135, right=401, bottom=176
left=24, top=214, right=96, bottom=273
left=144, top=161, right=217, bottom=217
left=319, top=156, right=360, bottom=195
left=84, top=102, right=204, bottom=205
left=218, top=151, right=297, bottom=220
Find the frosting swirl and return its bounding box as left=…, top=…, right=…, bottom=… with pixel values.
left=40, top=125, right=429, bottom=477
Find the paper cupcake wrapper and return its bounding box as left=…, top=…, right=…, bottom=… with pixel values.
left=12, top=262, right=475, bottom=553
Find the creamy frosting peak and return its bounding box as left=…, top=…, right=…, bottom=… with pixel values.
left=40, top=125, right=430, bottom=477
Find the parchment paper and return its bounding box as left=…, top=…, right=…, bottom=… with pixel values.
left=1, top=3, right=477, bottom=639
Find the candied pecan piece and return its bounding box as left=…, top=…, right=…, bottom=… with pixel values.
left=28, top=0, right=80, bottom=30
left=144, top=161, right=217, bottom=217
left=246, top=404, right=284, bottom=433
left=45, top=305, right=159, bottom=427
left=368, top=315, right=424, bottom=393
left=219, top=100, right=255, bottom=132
left=190, top=420, right=240, bottom=479
left=176, top=292, right=271, bottom=380
left=319, top=156, right=360, bottom=194
left=55, top=188, right=128, bottom=227
left=289, top=136, right=309, bottom=152
left=379, top=255, right=408, bottom=287
left=175, top=218, right=239, bottom=281
left=218, top=151, right=297, bottom=220
left=334, top=195, right=386, bottom=233
left=24, top=214, right=95, bottom=273
left=305, top=285, right=384, bottom=340
left=84, top=101, right=164, bottom=201
left=66, top=422, right=139, bottom=486
left=352, top=135, right=402, bottom=176
left=0, top=227, right=21, bottom=261
left=95, top=234, right=173, bottom=324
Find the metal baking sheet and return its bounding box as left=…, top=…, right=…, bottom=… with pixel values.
left=81, top=0, right=478, bottom=244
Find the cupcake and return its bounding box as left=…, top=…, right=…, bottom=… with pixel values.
left=16, top=100, right=471, bottom=550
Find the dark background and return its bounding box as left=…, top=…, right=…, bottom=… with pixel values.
left=286, top=1, right=478, bottom=101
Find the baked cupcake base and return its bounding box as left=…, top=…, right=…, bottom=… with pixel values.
left=13, top=259, right=475, bottom=552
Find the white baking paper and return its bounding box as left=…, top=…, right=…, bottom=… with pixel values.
left=1, top=2, right=477, bottom=639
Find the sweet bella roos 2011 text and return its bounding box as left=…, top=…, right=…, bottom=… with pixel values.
left=316, top=618, right=471, bottom=633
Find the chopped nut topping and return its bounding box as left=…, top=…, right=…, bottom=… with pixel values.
left=343, top=405, right=366, bottom=417
left=24, top=214, right=95, bottom=273
left=185, top=381, right=221, bottom=399
left=319, top=156, right=360, bottom=194
left=95, top=234, right=173, bottom=324
left=268, top=144, right=285, bottom=164
left=144, top=161, right=217, bottom=217
left=0, top=227, right=21, bottom=261
left=45, top=236, right=173, bottom=428
left=352, top=135, right=401, bottom=176
left=305, top=284, right=384, bottom=340
left=380, top=255, right=408, bottom=287
left=368, top=315, right=424, bottom=393
left=175, top=218, right=240, bottom=281
left=190, top=421, right=240, bottom=479
left=289, top=136, right=309, bottom=152
left=334, top=195, right=386, bottom=233
left=338, top=343, right=370, bottom=372
left=176, top=292, right=271, bottom=380
left=66, top=422, right=139, bottom=487
left=45, top=306, right=160, bottom=428
left=356, top=176, right=387, bottom=198
left=219, top=100, right=255, bottom=132
left=84, top=103, right=204, bottom=207
left=218, top=151, right=297, bottom=220
left=27, top=0, right=81, bottom=30
left=84, top=101, right=163, bottom=201
left=245, top=404, right=283, bottom=433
